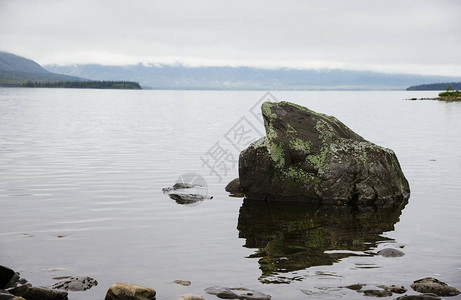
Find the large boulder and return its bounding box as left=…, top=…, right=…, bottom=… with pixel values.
left=239, top=101, right=410, bottom=205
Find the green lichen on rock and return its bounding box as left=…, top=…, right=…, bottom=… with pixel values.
left=261, top=101, right=278, bottom=120
left=251, top=136, right=268, bottom=149
left=306, top=147, right=328, bottom=171
left=289, top=138, right=311, bottom=154
left=286, top=124, right=297, bottom=135
left=268, top=141, right=286, bottom=168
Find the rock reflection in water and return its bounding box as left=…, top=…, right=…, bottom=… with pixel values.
left=237, top=199, right=407, bottom=283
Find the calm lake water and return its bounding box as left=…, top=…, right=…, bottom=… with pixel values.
left=1, top=88, right=460, bottom=299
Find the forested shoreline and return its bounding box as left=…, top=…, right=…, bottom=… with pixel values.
left=21, top=80, right=142, bottom=89
left=407, top=82, right=461, bottom=90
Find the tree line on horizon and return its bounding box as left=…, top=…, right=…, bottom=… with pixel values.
left=407, top=82, right=461, bottom=91
left=21, top=80, right=142, bottom=90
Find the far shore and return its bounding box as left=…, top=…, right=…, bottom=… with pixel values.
left=407, top=97, right=461, bottom=102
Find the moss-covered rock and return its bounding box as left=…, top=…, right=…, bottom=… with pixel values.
left=239, top=101, right=410, bottom=205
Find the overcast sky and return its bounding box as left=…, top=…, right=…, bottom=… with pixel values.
left=1, top=0, right=460, bottom=76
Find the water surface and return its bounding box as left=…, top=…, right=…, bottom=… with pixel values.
left=1, top=88, right=460, bottom=299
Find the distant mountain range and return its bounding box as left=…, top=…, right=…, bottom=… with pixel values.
left=0, top=51, right=83, bottom=86
left=2, top=50, right=461, bottom=90
left=46, top=64, right=461, bottom=90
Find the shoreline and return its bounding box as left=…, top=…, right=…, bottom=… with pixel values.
left=407, top=97, right=461, bottom=102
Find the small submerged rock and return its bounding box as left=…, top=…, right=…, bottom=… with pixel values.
left=173, top=280, right=191, bottom=286
left=344, top=284, right=365, bottom=291
left=362, top=289, right=393, bottom=297
left=52, top=276, right=98, bottom=291
left=163, top=175, right=212, bottom=205
left=179, top=294, right=205, bottom=300
left=377, top=248, right=405, bottom=257
left=105, top=282, right=156, bottom=300
left=205, top=286, right=271, bottom=300
left=343, top=283, right=406, bottom=297
left=411, top=277, right=460, bottom=296
left=225, top=178, right=244, bottom=197
left=384, top=285, right=407, bottom=294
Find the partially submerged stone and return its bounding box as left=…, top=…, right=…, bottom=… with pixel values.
left=105, top=283, right=156, bottom=300
left=343, top=283, right=406, bottom=297
left=396, top=294, right=441, bottom=300
left=239, top=101, right=410, bottom=205
left=163, top=181, right=212, bottom=205
left=377, top=248, right=405, bottom=257
left=180, top=294, right=204, bottom=300
left=205, top=286, right=271, bottom=300
left=52, top=276, right=98, bottom=291
left=225, top=178, right=244, bottom=197
left=411, top=277, right=460, bottom=296
left=173, top=280, right=191, bottom=286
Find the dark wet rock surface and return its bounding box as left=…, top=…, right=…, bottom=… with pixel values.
left=377, top=248, right=405, bottom=257
left=0, top=266, right=15, bottom=289
left=411, top=277, right=460, bottom=296
left=9, top=285, right=68, bottom=300
left=205, top=286, right=271, bottom=300
left=237, top=199, right=406, bottom=283
left=239, top=101, right=410, bottom=205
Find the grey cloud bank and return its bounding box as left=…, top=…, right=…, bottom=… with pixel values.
left=1, top=0, right=460, bottom=76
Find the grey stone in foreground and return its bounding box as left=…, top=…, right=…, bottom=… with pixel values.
left=180, top=294, right=205, bottom=300
left=105, top=282, right=156, bottom=300
left=377, top=248, right=405, bottom=257
left=396, top=294, right=441, bottom=300
left=205, top=286, right=271, bottom=300
left=411, top=277, right=460, bottom=296
left=9, top=285, right=68, bottom=300
left=239, top=101, right=410, bottom=205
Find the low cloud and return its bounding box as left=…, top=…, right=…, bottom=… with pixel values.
left=1, top=0, right=460, bottom=76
